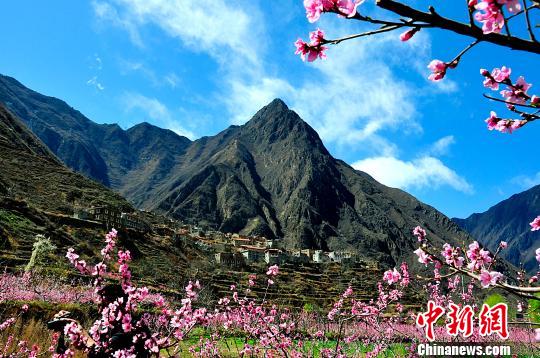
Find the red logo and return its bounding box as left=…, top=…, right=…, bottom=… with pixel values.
left=416, top=301, right=445, bottom=342
left=446, top=303, right=474, bottom=338
left=417, top=301, right=509, bottom=341
left=479, top=303, right=509, bottom=339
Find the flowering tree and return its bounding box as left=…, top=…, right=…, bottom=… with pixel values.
left=296, top=0, right=540, bottom=132
left=408, top=219, right=540, bottom=347
left=1, top=227, right=539, bottom=356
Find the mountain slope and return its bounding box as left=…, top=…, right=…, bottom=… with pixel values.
left=0, top=75, right=474, bottom=268
left=0, top=103, right=130, bottom=212
left=454, top=187, right=540, bottom=274
left=150, top=100, right=469, bottom=267
left=0, top=74, right=192, bottom=193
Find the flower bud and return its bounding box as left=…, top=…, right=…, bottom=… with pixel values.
left=399, top=28, right=419, bottom=42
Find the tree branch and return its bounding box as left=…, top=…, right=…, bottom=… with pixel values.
left=367, top=0, right=540, bottom=54
left=322, top=25, right=402, bottom=45
left=523, top=0, right=538, bottom=42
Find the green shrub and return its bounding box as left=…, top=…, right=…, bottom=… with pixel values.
left=528, top=293, right=540, bottom=323
left=483, top=293, right=516, bottom=319
left=25, top=235, right=56, bottom=272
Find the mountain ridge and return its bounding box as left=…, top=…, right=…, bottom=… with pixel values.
left=0, top=74, right=474, bottom=268
left=454, top=185, right=540, bottom=274
left=0, top=102, right=131, bottom=212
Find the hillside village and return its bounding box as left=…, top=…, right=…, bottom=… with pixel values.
left=71, top=205, right=377, bottom=269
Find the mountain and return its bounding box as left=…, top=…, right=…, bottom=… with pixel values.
left=454, top=186, right=540, bottom=274
left=0, top=102, right=131, bottom=212
left=0, top=74, right=474, bottom=268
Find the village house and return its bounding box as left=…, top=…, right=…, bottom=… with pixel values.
left=73, top=208, right=93, bottom=221
left=190, top=226, right=205, bottom=237
left=154, top=224, right=175, bottom=237
left=264, top=248, right=283, bottom=265
left=232, top=235, right=252, bottom=247
left=300, top=249, right=316, bottom=260
left=240, top=245, right=266, bottom=263
left=215, top=252, right=244, bottom=268
left=328, top=251, right=353, bottom=263
left=83, top=207, right=150, bottom=232
left=312, top=250, right=331, bottom=263
left=291, top=250, right=310, bottom=263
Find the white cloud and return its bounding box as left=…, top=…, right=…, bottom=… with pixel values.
left=94, top=54, right=103, bottom=70
left=428, top=135, right=455, bottom=156
left=93, top=0, right=262, bottom=64
left=511, top=172, right=540, bottom=190
left=94, top=1, right=422, bottom=154
left=119, top=59, right=181, bottom=88
left=225, top=30, right=422, bottom=155
left=87, top=76, right=105, bottom=91
left=121, top=92, right=196, bottom=139
left=164, top=73, right=180, bottom=88
left=92, top=1, right=144, bottom=47
left=352, top=156, right=473, bottom=194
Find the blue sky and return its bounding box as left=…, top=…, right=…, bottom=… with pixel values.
left=0, top=1, right=539, bottom=219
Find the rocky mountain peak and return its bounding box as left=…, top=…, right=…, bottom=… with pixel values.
left=0, top=77, right=475, bottom=270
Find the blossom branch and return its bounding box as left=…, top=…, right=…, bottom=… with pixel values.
left=322, top=24, right=403, bottom=45
left=483, top=93, right=540, bottom=110
left=369, top=0, right=540, bottom=54
left=420, top=244, right=540, bottom=301
left=450, top=39, right=481, bottom=66
left=523, top=0, right=538, bottom=41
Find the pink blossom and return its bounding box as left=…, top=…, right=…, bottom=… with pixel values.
left=467, top=241, right=492, bottom=271
left=266, top=265, right=279, bottom=276
left=501, top=76, right=532, bottom=105
left=309, top=28, right=325, bottom=45
left=303, top=0, right=324, bottom=23
left=479, top=270, right=503, bottom=288
left=493, top=119, right=524, bottom=133
left=427, top=60, right=447, bottom=81
left=66, top=248, right=79, bottom=262
left=441, top=243, right=453, bottom=263
left=304, top=0, right=363, bottom=22
left=294, top=38, right=327, bottom=62
left=492, top=66, right=511, bottom=82
left=383, top=268, right=401, bottom=285
left=399, top=28, right=418, bottom=42
left=531, top=95, right=540, bottom=106
left=504, top=0, right=522, bottom=13
left=122, top=314, right=132, bottom=332
left=536, top=248, right=540, bottom=263
left=441, top=243, right=465, bottom=268
left=536, top=328, right=540, bottom=342
left=485, top=111, right=499, bottom=130
left=499, top=241, right=507, bottom=249
left=414, top=248, right=430, bottom=265
left=335, top=0, right=364, bottom=18
left=530, top=216, right=540, bottom=231
left=413, top=226, right=427, bottom=242
left=474, top=1, right=505, bottom=34
left=482, top=66, right=511, bottom=90
left=400, top=262, right=410, bottom=286
left=343, top=286, right=353, bottom=298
